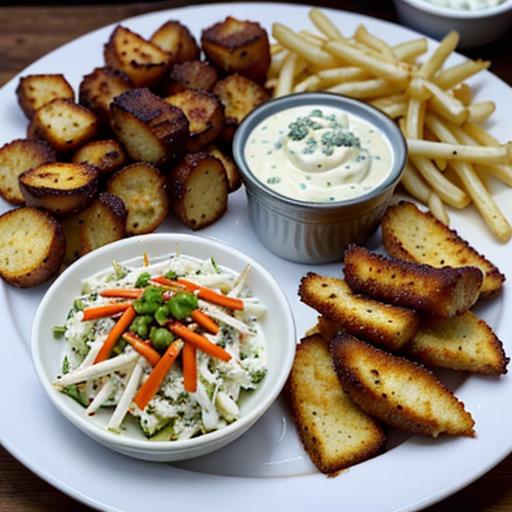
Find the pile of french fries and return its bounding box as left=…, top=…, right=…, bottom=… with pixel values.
left=269, top=8, right=512, bottom=242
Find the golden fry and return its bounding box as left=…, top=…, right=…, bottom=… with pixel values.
left=309, top=7, right=344, bottom=40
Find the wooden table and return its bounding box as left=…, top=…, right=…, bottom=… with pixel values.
left=0, top=2, right=511, bottom=510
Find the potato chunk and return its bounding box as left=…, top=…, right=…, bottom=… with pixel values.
left=72, top=139, right=126, bottom=175
left=206, top=145, right=241, bottom=192
left=164, top=61, right=218, bottom=96
left=150, top=20, right=200, bottom=64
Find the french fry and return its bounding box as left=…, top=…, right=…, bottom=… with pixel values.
left=309, top=7, right=344, bottom=40
left=434, top=59, right=490, bottom=90
left=405, top=98, right=426, bottom=139
left=463, top=122, right=501, bottom=146
left=270, top=43, right=284, bottom=55
left=354, top=25, right=395, bottom=60
left=316, top=66, right=370, bottom=85
left=268, top=49, right=288, bottom=78
left=298, top=30, right=327, bottom=47
left=327, top=78, right=400, bottom=99
left=392, top=38, right=428, bottom=63
left=293, top=75, right=322, bottom=93
left=275, top=52, right=298, bottom=97
left=372, top=101, right=407, bottom=119
left=452, top=83, right=473, bottom=106
left=407, top=78, right=432, bottom=101
left=417, top=31, right=459, bottom=79
left=400, top=162, right=432, bottom=205
left=428, top=192, right=450, bottom=225
left=426, top=81, right=468, bottom=125
left=467, top=101, right=496, bottom=124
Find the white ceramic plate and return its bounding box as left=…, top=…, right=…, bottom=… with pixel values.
left=0, top=4, right=511, bottom=511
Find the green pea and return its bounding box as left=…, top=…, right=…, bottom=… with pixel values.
left=155, top=306, right=169, bottom=326
left=150, top=328, right=174, bottom=352
left=142, top=286, right=164, bottom=304
left=168, top=292, right=198, bottom=320
left=165, top=270, right=177, bottom=280
left=134, top=300, right=159, bottom=314
left=135, top=272, right=151, bottom=288
left=136, top=323, right=149, bottom=338
left=142, top=315, right=153, bottom=325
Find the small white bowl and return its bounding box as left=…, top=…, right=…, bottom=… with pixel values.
left=31, top=233, right=296, bottom=462
left=393, top=0, right=512, bottom=48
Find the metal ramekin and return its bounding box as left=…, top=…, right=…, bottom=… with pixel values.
left=233, top=92, right=407, bottom=264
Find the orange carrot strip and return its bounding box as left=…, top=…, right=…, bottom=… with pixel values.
left=133, top=340, right=183, bottom=410
left=94, top=306, right=136, bottom=363
left=191, top=309, right=220, bottom=334
left=100, top=289, right=143, bottom=299
left=82, top=303, right=132, bottom=321
left=182, top=343, right=197, bottom=393
left=177, top=278, right=244, bottom=310
left=168, top=322, right=231, bottom=361
left=151, top=276, right=186, bottom=290
left=122, top=332, right=161, bottom=367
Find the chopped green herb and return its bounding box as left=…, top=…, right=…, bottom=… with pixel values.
left=135, top=272, right=151, bottom=288
left=211, top=257, right=220, bottom=273
left=73, top=299, right=85, bottom=311
left=267, top=176, right=281, bottom=185
left=112, top=259, right=128, bottom=279
left=53, top=325, right=66, bottom=339
left=165, top=270, right=177, bottom=280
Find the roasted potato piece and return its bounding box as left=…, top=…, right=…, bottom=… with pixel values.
left=213, top=74, right=268, bottom=141
left=79, top=67, right=132, bottom=124
left=202, top=17, right=271, bottom=84
left=16, top=74, right=74, bottom=119
left=27, top=99, right=99, bottom=153
left=0, top=139, right=56, bottom=205
left=72, top=139, right=126, bottom=176
left=19, top=162, right=99, bottom=216
left=150, top=20, right=200, bottom=64
left=168, top=152, right=228, bottom=230
left=206, top=145, right=241, bottom=192
left=165, top=89, right=224, bottom=151
left=111, top=88, right=189, bottom=166
left=107, top=162, right=169, bottom=235
left=164, top=61, right=218, bottom=95
left=0, top=207, right=65, bottom=287
left=104, top=26, right=171, bottom=87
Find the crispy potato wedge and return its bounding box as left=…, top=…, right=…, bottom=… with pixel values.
left=150, top=20, right=200, bottom=64
left=27, top=99, right=99, bottom=153
left=111, top=88, right=189, bottom=166
left=104, top=26, right=171, bottom=87
left=0, top=139, right=56, bottom=205
left=16, top=74, right=74, bottom=119
left=79, top=66, right=132, bottom=124
left=164, top=60, right=218, bottom=96
left=106, top=162, right=169, bottom=235
left=168, top=152, right=228, bottom=230
left=206, top=145, right=241, bottom=192
left=165, top=89, right=225, bottom=151
left=0, top=207, right=65, bottom=287
left=202, top=17, right=271, bottom=83
left=19, top=162, right=99, bottom=216
left=72, top=139, right=126, bottom=176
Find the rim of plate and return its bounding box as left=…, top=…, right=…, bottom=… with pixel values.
left=397, top=0, right=512, bottom=18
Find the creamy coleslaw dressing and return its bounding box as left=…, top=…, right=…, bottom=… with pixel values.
left=244, top=105, right=393, bottom=203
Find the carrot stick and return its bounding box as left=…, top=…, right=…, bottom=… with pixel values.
left=168, top=321, right=231, bottom=361
left=122, top=332, right=161, bottom=367
left=177, top=278, right=244, bottom=310
left=133, top=340, right=183, bottom=410
left=94, top=306, right=136, bottom=363
left=100, top=289, right=143, bottom=299
left=182, top=343, right=197, bottom=392
left=82, top=302, right=132, bottom=321
left=191, top=309, right=220, bottom=334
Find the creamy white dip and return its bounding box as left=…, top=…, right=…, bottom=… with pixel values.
left=422, top=0, right=504, bottom=9
left=244, top=105, right=393, bottom=203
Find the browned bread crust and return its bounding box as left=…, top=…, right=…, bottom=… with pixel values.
left=164, top=61, right=218, bottom=96
left=330, top=335, right=475, bottom=437
left=150, top=20, right=200, bottom=64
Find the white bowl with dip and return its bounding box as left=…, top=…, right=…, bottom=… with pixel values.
left=233, top=92, right=407, bottom=264
left=393, top=0, right=512, bottom=48
left=31, top=233, right=296, bottom=462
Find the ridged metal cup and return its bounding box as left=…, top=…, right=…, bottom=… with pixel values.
left=233, top=92, right=407, bottom=264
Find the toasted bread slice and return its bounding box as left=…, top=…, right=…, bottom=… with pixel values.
left=19, top=162, right=98, bottom=216
left=0, top=139, right=56, bottom=205
left=16, top=74, right=74, bottom=119
left=330, top=336, right=475, bottom=437
left=168, top=152, right=228, bottom=230
left=202, top=17, right=271, bottom=84
left=28, top=99, right=98, bottom=153
left=111, top=88, right=189, bottom=166
left=164, top=61, right=218, bottom=96
left=317, top=316, right=345, bottom=342
left=299, top=273, right=420, bottom=350
left=406, top=311, right=508, bottom=375
left=79, top=67, right=132, bottom=124
left=382, top=201, right=504, bottom=296
left=206, top=145, right=242, bottom=192
left=107, top=163, right=168, bottom=235
left=0, top=207, right=65, bottom=287
left=104, top=26, right=170, bottom=87
left=150, top=21, right=200, bottom=64
left=165, top=90, right=225, bottom=151
left=344, top=245, right=483, bottom=318
left=288, top=334, right=385, bottom=474
left=72, top=139, right=126, bottom=175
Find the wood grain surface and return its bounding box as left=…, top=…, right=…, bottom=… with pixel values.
left=1, top=1, right=511, bottom=511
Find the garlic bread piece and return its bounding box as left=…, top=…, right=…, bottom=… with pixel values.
left=164, top=60, right=218, bottom=96
left=168, top=152, right=228, bottom=230
left=330, top=335, right=475, bottom=437
left=0, top=207, right=65, bottom=287
left=27, top=99, right=99, bottom=153
left=288, top=334, right=385, bottom=475
left=16, top=74, right=74, bottom=119
left=206, top=145, right=241, bottom=192
left=165, top=90, right=225, bottom=151
left=382, top=201, right=504, bottom=297
left=104, top=26, right=170, bottom=87
left=0, top=139, right=56, bottom=205
left=111, top=88, right=189, bottom=166
left=107, top=163, right=168, bottom=235
left=19, top=162, right=98, bottom=215
left=150, top=20, right=200, bottom=64
left=202, top=17, right=271, bottom=84
left=72, top=139, right=126, bottom=175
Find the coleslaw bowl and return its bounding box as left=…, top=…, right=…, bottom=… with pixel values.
left=31, top=233, right=296, bottom=462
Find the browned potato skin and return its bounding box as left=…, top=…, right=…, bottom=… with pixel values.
left=150, top=21, right=200, bottom=64
left=165, top=89, right=225, bottom=151
left=202, top=17, right=271, bottom=84
left=72, top=139, right=127, bottom=176
left=206, top=145, right=242, bottom=192
left=163, top=61, right=219, bottom=96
